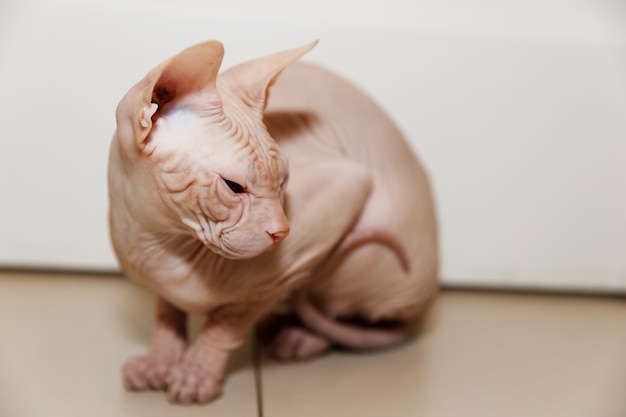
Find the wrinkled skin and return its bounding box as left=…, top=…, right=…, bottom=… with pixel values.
left=108, top=40, right=438, bottom=405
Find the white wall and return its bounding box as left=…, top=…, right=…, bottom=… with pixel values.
left=1, top=0, right=625, bottom=292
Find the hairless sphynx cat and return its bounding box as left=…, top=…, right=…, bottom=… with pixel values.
left=108, top=40, right=438, bottom=405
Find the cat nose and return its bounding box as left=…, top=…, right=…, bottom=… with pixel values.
left=263, top=198, right=289, bottom=244
left=266, top=214, right=289, bottom=244
left=268, top=228, right=289, bottom=244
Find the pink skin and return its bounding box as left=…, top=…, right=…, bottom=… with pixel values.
left=109, top=40, right=438, bottom=404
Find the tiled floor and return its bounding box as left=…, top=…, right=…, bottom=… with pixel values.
left=1, top=271, right=625, bottom=417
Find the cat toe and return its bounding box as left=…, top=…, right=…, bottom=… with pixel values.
left=122, top=354, right=177, bottom=392
left=166, top=364, right=222, bottom=405
left=271, top=325, right=331, bottom=361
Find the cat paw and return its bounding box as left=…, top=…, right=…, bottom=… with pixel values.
left=122, top=354, right=178, bottom=391
left=166, top=364, right=223, bottom=405
left=270, top=325, right=331, bottom=361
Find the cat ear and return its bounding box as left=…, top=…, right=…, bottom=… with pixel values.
left=220, top=40, right=318, bottom=118
left=115, top=40, right=225, bottom=152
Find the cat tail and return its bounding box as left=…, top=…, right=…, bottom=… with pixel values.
left=294, top=292, right=409, bottom=349
left=329, top=228, right=411, bottom=274
left=295, top=228, right=412, bottom=349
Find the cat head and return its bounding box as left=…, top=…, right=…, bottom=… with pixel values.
left=112, top=40, right=317, bottom=259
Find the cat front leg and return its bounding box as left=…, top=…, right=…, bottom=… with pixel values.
left=123, top=297, right=187, bottom=391
left=166, top=301, right=272, bottom=404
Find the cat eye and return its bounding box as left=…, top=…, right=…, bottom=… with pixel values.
left=223, top=178, right=245, bottom=194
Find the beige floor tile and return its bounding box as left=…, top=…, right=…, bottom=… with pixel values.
left=260, top=291, right=626, bottom=417
left=0, top=271, right=258, bottom=417
left=2, top=271, right=625, bottom=417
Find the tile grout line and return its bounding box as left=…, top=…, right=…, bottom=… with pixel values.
left=252, top=335, right=265, bottom=417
